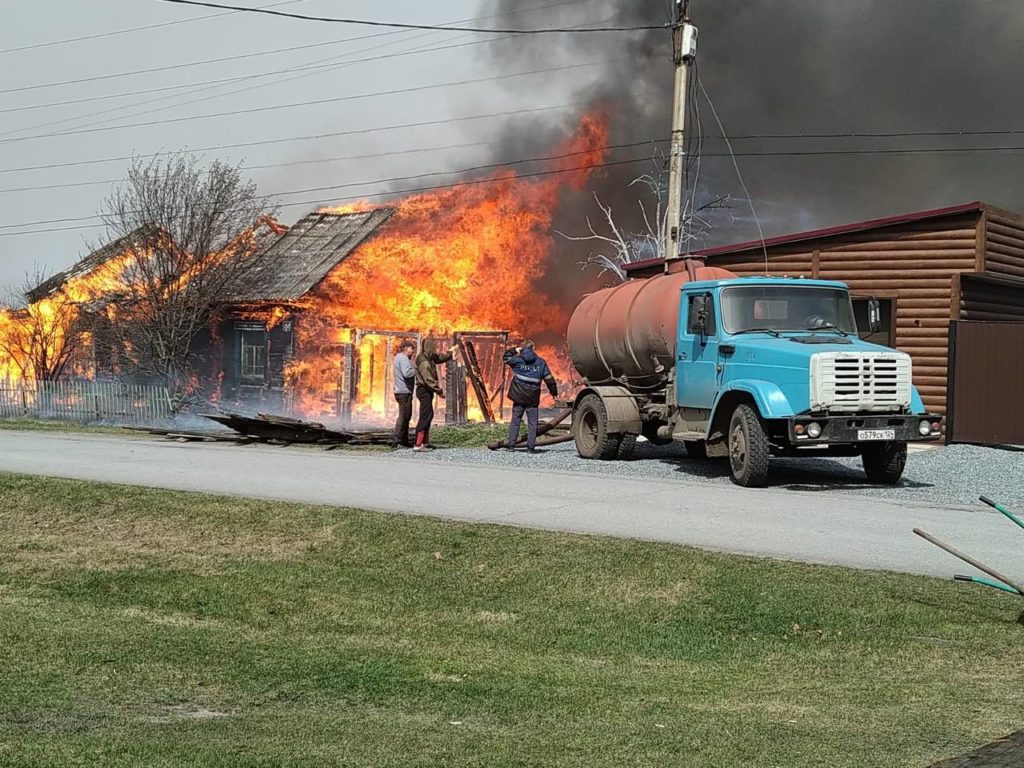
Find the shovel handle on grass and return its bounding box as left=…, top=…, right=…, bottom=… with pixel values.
left=913, top=527, right=1024, bottom=596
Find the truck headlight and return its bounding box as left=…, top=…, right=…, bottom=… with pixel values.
left=919, top=420, right=931, bottom=436
left=807, top=422, right=822, bottom=439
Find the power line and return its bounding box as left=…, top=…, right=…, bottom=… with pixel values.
left=2, top=18, right=599, bottom=141
left=0, top=142, right=656, bottom=231
left=0, top=0, right=589, bottom=96
left=0, top=0, right=306, bottom=56
left=7, top=114, right=1024, bottom=177
left=0, top=24, right=463, bottom=137
left=0, top=34, right=390, bottom=96
left=0, top=102, right=586, bottom=175
left=15, top=138, right=1024, bottom=195
left=706, top=129, right=1024, bottom=141
left=0, top=141, right=494, bottom=194
left=276, top=141, right=662, bottom=198
left=0, top=141, right=495, bottom=195
left=0, top=61, right=601, bottom=146
left=30, top=12, right=615, bottom=145
left=156, top=0, right=668, bottom=34
left=0, top=154, right=655, bottom=239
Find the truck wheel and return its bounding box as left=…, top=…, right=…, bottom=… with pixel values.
left=683, top=440, right=707, bottom=459
left=728, top=404, right=770, bottom=488
left=861, top=442, right=907, bottom=485
left=616, top=432, right=638, bottom=460
left=573, top=394, right=621, bottom=461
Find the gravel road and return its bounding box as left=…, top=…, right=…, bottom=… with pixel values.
left=427, top=440, right=1024, bottom=511
left=1, top=429, right=1022, bottom=580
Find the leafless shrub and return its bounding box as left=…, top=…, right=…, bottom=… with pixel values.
left=96, top=154, right=276, bottom=393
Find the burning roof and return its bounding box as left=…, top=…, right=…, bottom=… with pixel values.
left=225, top=208, right=395, bottom=304
left=25, top=227, right=154, bottom=304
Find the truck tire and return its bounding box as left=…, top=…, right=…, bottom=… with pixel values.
left=683, top=440, right=707, bottom=459
left=861, top=442, right=907, bottom=485
left=728, top=404, right=770, bottom=488
left=616, top=432, right=638, bottom=460
left=573, top=393, right=621, bottom=460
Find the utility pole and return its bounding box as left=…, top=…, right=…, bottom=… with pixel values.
left=664, top=0, right=698, bottom=261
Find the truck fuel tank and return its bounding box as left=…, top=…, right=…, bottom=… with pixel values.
left=566, top=263, right=735, bottom=390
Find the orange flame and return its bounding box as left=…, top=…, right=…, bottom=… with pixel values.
left=0, top=219, right=284, bottom=386
left=286, top=111, right=610, bottom=419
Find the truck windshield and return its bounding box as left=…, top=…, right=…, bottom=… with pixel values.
left=720, top=286, right=856, bottom=335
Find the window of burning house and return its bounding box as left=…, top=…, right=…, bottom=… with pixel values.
left=237, top=324, right=268, bottom=382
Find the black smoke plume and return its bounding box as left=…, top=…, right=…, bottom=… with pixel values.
left=481, top=0, right=1024, bottom=276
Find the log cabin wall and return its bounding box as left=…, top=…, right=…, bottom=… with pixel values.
left=981, top=208, right=1024, bottom=282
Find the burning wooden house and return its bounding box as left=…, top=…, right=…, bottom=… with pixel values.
left=215, top=207, right=512, bottom=423
left=6, top=209, right=516, bottom=425
left=3, top=112, right=612, bottom=423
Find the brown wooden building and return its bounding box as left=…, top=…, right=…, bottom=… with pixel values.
left=626, top=202, right=1024, bottom=444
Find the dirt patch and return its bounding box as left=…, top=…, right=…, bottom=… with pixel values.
left=144, top=703, right=231, bottom=724
left=0, top=519, right=340, bottom=576
left=475, top=610, right=516, bottom=624
left=424, top=672, right=465, bottom=683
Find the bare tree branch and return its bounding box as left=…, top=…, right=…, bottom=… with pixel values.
left=562, top=151, right=735, bottom=283
left=95, top=153, right=276, bottom=394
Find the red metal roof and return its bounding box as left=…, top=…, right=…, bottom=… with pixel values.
left=623, top=201, right=986, bottom=273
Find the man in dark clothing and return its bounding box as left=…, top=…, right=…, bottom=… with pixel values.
left=413, top=338, right=454, bottom=451
left=392, top=339, right=417, bottom=448
left=504, top=340, right=558, bottom=452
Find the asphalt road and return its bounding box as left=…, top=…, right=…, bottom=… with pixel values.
left=0, top=429, right=1019, bottom=580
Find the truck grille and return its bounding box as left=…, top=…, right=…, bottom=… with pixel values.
left=809, top=352, right=912, bottom=412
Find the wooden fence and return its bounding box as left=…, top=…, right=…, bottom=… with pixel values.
left=0, top=379, right=172, bottom=424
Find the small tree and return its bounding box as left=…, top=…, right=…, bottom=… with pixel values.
left=0, top=268, right=91, bottom=382
left=560, top=158, right=732, bottom=282
left=97, top=154, right=274, bottom=392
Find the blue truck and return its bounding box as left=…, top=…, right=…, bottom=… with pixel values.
left=564, top=269, right=944, bottom=487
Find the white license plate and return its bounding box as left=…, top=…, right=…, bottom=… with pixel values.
left=857, top=429, right=895, bottom=441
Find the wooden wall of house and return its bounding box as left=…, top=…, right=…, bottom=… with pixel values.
left=693, top=213, right=983, bottom=414
left=956, top=274, right=1024, bottom=321
left=982, top=209, right=1024, bottom=281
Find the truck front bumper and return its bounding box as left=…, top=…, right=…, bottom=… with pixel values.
left=786, top=413, right=944, bottom=445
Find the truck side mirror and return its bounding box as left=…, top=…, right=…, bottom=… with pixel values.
left=868, top=297, right=881, bottom=334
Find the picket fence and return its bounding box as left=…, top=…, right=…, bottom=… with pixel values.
left=0, top=379, right=172, bottom=424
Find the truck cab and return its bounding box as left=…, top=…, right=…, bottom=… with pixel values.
left=569, top=276, right=943, bottom=487
left=677, top=277, right=942, bottom=485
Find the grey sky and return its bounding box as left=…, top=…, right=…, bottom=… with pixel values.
left=5, top=1, right=1024, bottom=294
left=0, top=0, right=602, bottom=289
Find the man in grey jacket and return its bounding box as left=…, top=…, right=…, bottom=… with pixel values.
left=392, top=340, right=417, bottom=448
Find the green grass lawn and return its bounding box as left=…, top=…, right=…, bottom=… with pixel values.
left=0, top=418, right=133, bottom=435
left=0, top=473, right=1021, bottom=767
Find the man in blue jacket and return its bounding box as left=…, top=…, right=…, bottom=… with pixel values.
left=504, top=340, right=558, bottom=453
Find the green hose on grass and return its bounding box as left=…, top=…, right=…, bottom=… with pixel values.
left=954, top=574, right=1023, bottom=596
left=980, top=495, right=1024, bottom=532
